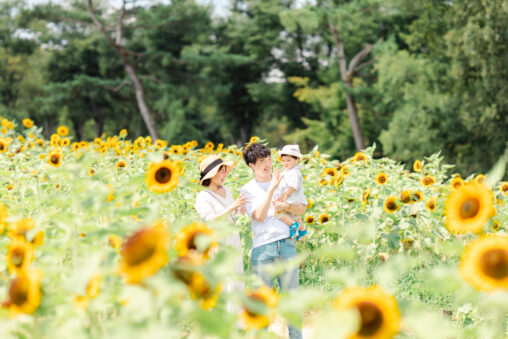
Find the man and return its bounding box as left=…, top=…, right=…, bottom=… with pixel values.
left=240, top=143, right=306, bottom=339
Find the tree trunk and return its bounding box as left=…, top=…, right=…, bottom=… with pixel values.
left=87, top=0, right=159, bottom=141
left=93, top=105, right=104, bottom=137
left=344, top=82, right=364, bottom=150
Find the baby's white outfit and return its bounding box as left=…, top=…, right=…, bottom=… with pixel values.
left=274, top=165, right=307, bottom=205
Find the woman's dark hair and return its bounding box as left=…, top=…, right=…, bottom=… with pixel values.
left=199, top=165, right=225, bottom=187
left=243, top=143, right=271, bottom=166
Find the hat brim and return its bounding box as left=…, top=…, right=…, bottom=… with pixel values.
left=199, top=161, right=234, bottom=185
left=279, top=151, right=303, bottom=159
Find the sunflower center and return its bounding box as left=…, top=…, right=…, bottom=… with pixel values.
left=0, top=144, right=4, bottom=151
left=423, top=177, right=434, bottom=185
left=428, top=201, right=436, bottom=209
left=400, top=192, right=410, bottom=203
left=502, top=184, right=508, bottom=192
left=155, top=167, right=172, bottom=184
left=10, top=278, right=29, bottom=306
left=378, top=176, right=386, bottom=183
left=187, top=231, right=205, bottom=252
left=387, top=201, right=397, bottom=211
left=479, top=249, right=508, bottom=280
left=50, top=155, right=59, bottom=164
left=11, top=248, right=25, bottom=267
left=123, top=230, right=157, bottom=266
left=356, top=301, right=383, bottom=336
left=460, top=198, right=479, bottom=219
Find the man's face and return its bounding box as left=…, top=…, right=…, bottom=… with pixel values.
left=249, top=156, right=272, bottom=177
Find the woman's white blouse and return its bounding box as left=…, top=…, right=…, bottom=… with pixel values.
left=194, top=186, right=244, bottom=299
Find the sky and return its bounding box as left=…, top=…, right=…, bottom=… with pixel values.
left=26, top=0, right=231, bottom=17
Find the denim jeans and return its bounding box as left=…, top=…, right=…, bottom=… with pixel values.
left=251, top=238, right=303, bottom=339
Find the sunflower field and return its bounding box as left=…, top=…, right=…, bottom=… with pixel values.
left=0, top=117, right=507, bottom=339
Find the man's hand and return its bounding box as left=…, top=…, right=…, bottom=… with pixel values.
left=273, top=201, right=289, bottom=213
left=268, top=167, right=282, bottom=192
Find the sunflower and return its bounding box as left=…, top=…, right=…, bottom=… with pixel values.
left=6, top=238, right=35, bottom=275
left=307, top=198, right=313, bottom=209
left=88, top=168, right=95, bottom=176
left=239, top=285, right=279, bottom=330
left=322, top=167, right=337, bottom=177
left=8, top=218, right=35, bottom=240
left=334, top=175, right=344, bottom=187
left=0, top=202, right=8, bottom=234
left=426, top=198, right=437, bottom=212
left=318, top=178, right=328, bottom=186
left=491, top=220, right=500, bottom=232
left=375, top=173, right=388, bottom=185
left=2, top=268, right=43, bottom=317
left=0, top=139, right=7, bottom=153
left=450, top=177, right=464, bottom=190
left=319, top=214, right=330, bottom=224
left=474, top=174, right=486, bottom=185
left=119, top=129, right=127, bottom=138
left=116, top=160, right=127, bottom=170
left=145, top=160, right=179, bottom=193
left=118, top=220, right=170, bottom=284
left=30, top=231, right=44, bottom=247
left=109, top=235, right=122, bottom=249
left=421, top=175, right=435, bottom=187
left=341, top=165, right=351, bottom=176
left=362, top=187, right=371, bottom=205
left=353, top=152, right=369, bottom=163
left=400, top=191, right=411, bottom=204
left=305, top=215, right=315, bottom=224
left=410, top=191, right=423, bottom=203
left=459, top=235, right=508, bottom=292
left=445, top=184, right=494, bottom=234
left=499, top=182, right=508, bottom=194
left=22, top=119, right=34, bottom=128
left=188, top=272, right=221, bottom=310
left=56, top=126, right=68, bottom=137
left=413, top=160, right=422, bottom=172
left=47, top=149, right=63, bottom=167
left=174, top=222, right=218, bottom=259
left=384, top=196, right=399, bottom=213
left=86, top=274, right=102, bottom=299
left=334, top=286, right=400, bottom=339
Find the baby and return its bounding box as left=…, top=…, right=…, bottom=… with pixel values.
left=273, top=144, right=308, bottom=241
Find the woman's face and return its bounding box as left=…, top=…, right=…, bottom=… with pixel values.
left=211, top=165, right=227, bottom=186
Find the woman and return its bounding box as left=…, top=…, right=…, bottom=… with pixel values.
left=194, top=155, right=247, bottom=302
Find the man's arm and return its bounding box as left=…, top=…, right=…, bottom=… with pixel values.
left=252, top=168, right=282, bottom=222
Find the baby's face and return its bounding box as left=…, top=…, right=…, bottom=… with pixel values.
left=281, top=155, right=298, bottom=170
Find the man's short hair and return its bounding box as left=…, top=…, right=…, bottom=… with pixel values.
left=243, top=143, right=271, bottom=166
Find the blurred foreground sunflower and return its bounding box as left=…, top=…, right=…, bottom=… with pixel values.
left=239, top=285, right=279, bottom=330
left=460, top=235, right=508, bottom=292
left=2, top=268, right=43, bottom=317
left=174, top=222, right=218, bottom=259
left=445, top=184, right=493, bottom=234
left=334, top=285, right=400, bottom=339
left=6, top=238, right=34, bottom=275
left=118, top=220, right=170, bottom=284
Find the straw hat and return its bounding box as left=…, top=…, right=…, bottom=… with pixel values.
left=279, top=144, right=303, bottom=159
left=198, top=155, right=234, bottom=185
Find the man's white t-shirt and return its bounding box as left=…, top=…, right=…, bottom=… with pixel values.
left=241, top=179, right=289, bottom=248
left=273, top=165, right=307, bottom=205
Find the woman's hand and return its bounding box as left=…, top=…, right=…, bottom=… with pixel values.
left=231, top=192, right=248, bottom=211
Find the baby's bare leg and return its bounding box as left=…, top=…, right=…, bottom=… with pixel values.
left=294, top=216, right=306, bottom=231
left=278, top=213, right=294, bottom=227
